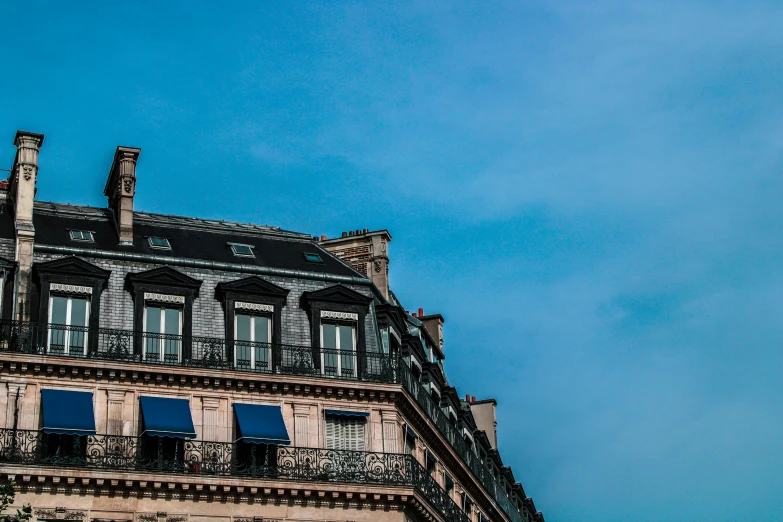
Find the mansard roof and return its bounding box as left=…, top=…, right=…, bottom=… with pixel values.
left=215, top=275, right=290, bottom=299
left=27, top=201, right=361, bottom=279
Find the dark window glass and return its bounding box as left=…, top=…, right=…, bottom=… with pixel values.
left=303, top=253, right=323, bottom=263
left=230, top=244, right=255, bottom=257
left=69, top=230, right=94, bottom=241
left=147, top=237, right=171, bottom=249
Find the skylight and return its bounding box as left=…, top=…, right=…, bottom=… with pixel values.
left=69, top=230, right=94, bottom=242
left=304, top=253, right=323, bottom=263
left=229, top=243, right=255, bottom=257
left=147, top=237, right=171, bottom=249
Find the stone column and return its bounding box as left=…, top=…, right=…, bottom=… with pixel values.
left=4, top=383, right=27, bottom=431
left=9, top=131, right=43, bottom=321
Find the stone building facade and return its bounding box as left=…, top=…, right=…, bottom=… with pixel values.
left=0, top=131, right=545, bottom=522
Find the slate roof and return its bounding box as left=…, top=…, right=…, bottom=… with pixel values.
left=0, top=199, right=363, bottom=279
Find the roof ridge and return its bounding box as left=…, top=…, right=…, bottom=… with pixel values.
left=33, top=200, right=310, bottom=240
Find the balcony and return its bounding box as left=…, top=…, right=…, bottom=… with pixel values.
left=0, top=321, right=525, bottom=522
left=0, top=428, right=468, bottom=522
left=0, top=321, right=397, bottom=384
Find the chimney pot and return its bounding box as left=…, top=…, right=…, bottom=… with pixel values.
left=472, top=396, right=476, bottom=402
left=412, top=312, right=417, bottom=317
left=321, top=235, right=327, bottom=241
left=418, top=308, right=424, bottom=316
left=341, top=232, right=348, bottom=238
left=363, top=228, right=369, bottom=233
left=466, top=394, right=470, bottom=402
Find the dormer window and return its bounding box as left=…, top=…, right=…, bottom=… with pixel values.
left=69, top=230, right=94, bottom=242
left=229, top=243, right=255, bottom=257
left=147, top=237, right=171, bottom=249
left=303, top=253, right=323, bottom=263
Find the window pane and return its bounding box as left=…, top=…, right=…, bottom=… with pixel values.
left=235, top=314, right=252, bottom=368
left=338, top=325, right=355, bottom=377
left=253, top=316, right=270, bottom=343
left=70, top=298, right=89, bottom=327
left=145, top=306, right=162, bottom=333
left=50, top=297, right=68, bottom=325
left=322, top=323, right=337, bottom=375
left=236, top=314, right=251, bottom=341
left=164, top=308, right=180, bottom=335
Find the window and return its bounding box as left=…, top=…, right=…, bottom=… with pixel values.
left=48, top=295, right=89, bottom=356
left=147, top=236, right=171, bottom=249
left=325, top=416, right=365, bottom=451
left=143, top=304, right=182, bottom=362
left=303, top=252, right=323, bottom=263
left=229, top=243, right=255, bottom=257
left=321, top=322, right=356, bottom=378
left=69, top=230, right=94, bottom=242
left=404, top=427, right=416, bottom=455
left=235, top=313, right=271, bottom=371
left=445, top=474, right=455, bottom=497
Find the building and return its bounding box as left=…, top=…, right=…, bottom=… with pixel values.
left=0, top=131, right=545, bottom=522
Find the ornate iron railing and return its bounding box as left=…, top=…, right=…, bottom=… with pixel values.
left=0, top=321, right=398, bottom=384
left=399, top=363, right=527, bottom=522
left=0, top=429, right=468, bottom=522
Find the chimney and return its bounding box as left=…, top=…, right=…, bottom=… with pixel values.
left=469, top=397, right=498, bottom=450
left=104, top=146, right=141, bottom=245
left=9, top=131, right=44, bottom=320
left=320, top=229, right=392, bottom=299
left=419, top=313, right=445, bottom=352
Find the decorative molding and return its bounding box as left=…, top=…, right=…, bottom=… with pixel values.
left=35, top=507, right=86, bottom=521
left=50, top=283, right=92, bottom=295
left=235, top=301, right=274, bottom=313
left=143, top=292, right=185, bottom=304
left=321, top=310, right=358, bottom=321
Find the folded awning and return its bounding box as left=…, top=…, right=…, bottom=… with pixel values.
left=426, top=450, right=438, bottom=464
left=234, top=403, right=290, bottom=445
left=140, top=396, right=196, bottom=439
left=324, top=409, right=369, bottom=418
left=405, top=425, right=418, bottom=439
left=41, top=389, right=96, bottom=436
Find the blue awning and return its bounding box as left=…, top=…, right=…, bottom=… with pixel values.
left=324, top=409, right=369, bottom=418
left=41, top=389, right=96, bottom=436
left=405, top=425, right=418, bottom=439
left=234, top=403, right=290, bottom=445
left=140, top=396, right=196, bottom=439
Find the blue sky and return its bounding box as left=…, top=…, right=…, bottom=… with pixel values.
left=2, top=1, right=782, bottom=520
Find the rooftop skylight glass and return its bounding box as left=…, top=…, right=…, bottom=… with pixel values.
left=147, top=236, right=171, bottom=249
left=69, top=230, right=94, bottom=242
left=304, top=253, right=323, bottom=263
left=229, top=243, right=255, bottom=257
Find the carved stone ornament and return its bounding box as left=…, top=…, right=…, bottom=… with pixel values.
left=123, top=177, right=134, bottom=194
left=143, top=292, right=185, bottom=304
left=136, top=515, right=157, bottom=522
left=22, top=164, right=34, bottom=181
left=374, top=259, right=382, bottom=273
left=320, top=310, right=358, bottom=321
left=167, top=517, right=187, bottom=522
left=235, top=301, right=274, bottom=313
left=51, top=283, right=93, bottom=295
left=35, top=508, right=86, bottom=521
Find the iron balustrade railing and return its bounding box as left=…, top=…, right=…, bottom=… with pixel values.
left=399, top=363, right=527, bottom=522
left=0, top=429, right=468, bottom=522
left=0, top=321, right=523, bottom=522
left=0, top=321, right=398, bottom=384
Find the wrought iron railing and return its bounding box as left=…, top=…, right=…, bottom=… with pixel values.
left=399, top=363, right=527, bottom=522
left=0, top=429, right=468, bottom=522
left=0, top=321, right=398, bottom=384
left=0, top=321, right=524, bottom=522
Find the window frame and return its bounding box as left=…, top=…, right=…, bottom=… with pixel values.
left=325, top=414, right=366, bottom=451
left=229, top=243, right=255, bottom=258
left=142, top=301, right=184, bottom=363
left=303, top=252, right=323, bottom=263
left=147, top=236, right=171, bottom=250
left=47, top=293, right=91, bottom=356
left=319, top=320, right=357, bottom=378
left=69, top=230, right=95, bottom=242
left=233, top=310, right=272, bottom=371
